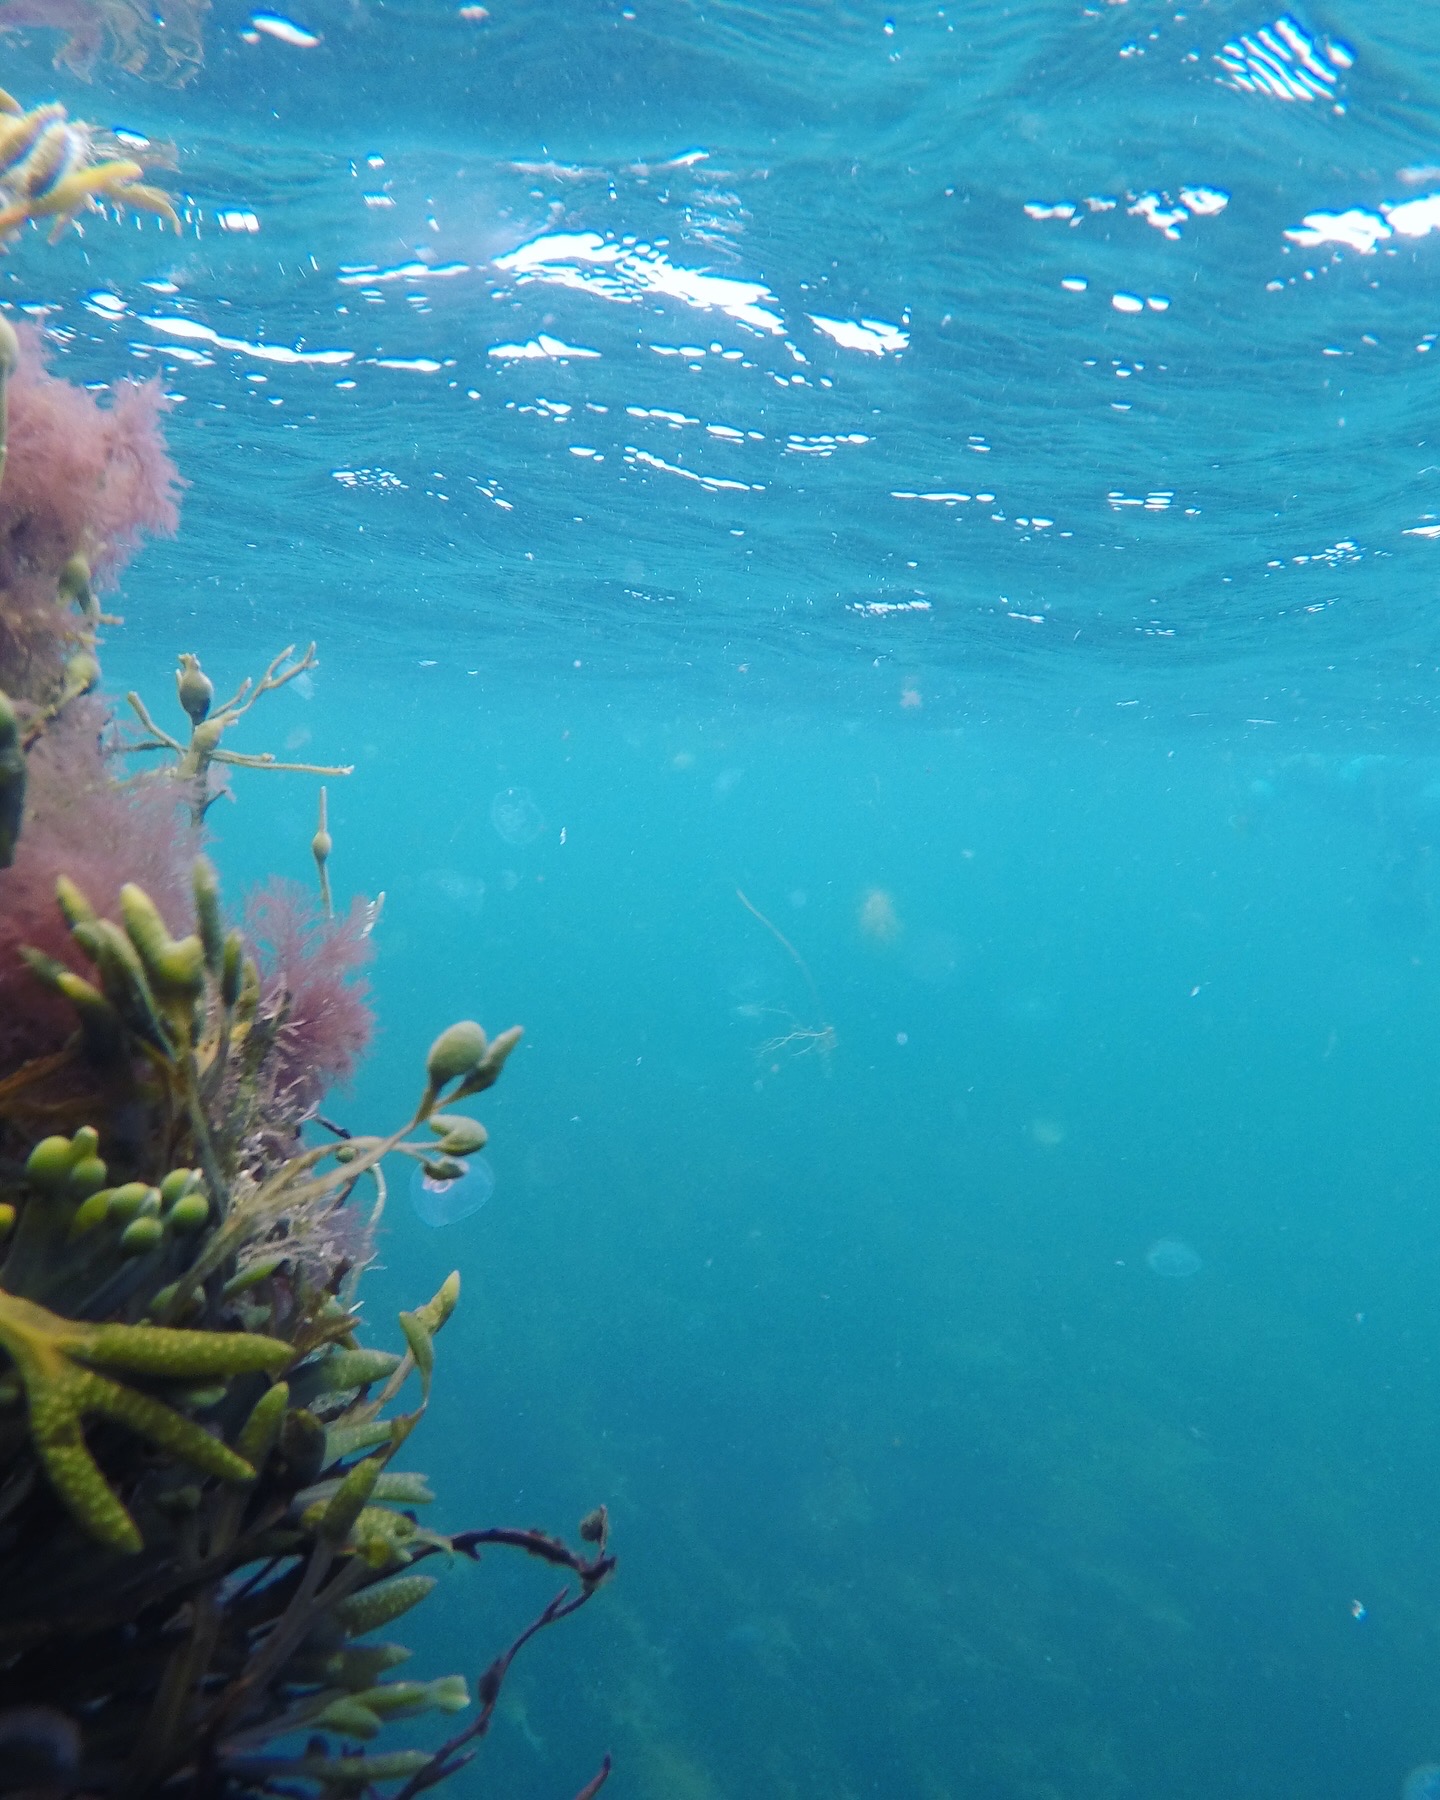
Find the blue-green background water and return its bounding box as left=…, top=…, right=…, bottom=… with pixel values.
left=17, top=0, right=1440, bottom=1791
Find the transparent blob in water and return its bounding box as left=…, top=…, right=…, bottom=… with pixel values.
left=409, top=1155, right=495, bottom=1227
left=1145, top=1237, right=1202, bottom=1279
left=490, top=786, right=544, bottom=845
left=1403, top=1769, right=1440, bottom=1800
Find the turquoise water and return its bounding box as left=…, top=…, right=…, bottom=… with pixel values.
left=14, top=0, right=1440, bottom=1792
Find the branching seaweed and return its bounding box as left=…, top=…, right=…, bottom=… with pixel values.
left=125, top=645, right=353, bottom=825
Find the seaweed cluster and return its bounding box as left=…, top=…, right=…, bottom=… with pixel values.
left=0, top=89, right=178, bottom=241
left=0, top=100, right=612, bottom=1799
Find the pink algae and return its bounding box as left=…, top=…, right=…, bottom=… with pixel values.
left=246, top=879, right=375, bottom=1111
left=0, top=323, right=180, bottom=698
left=0, top=708, right=194, bottom=1065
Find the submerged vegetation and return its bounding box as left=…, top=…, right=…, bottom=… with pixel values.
left=0, top=86, right=178, bottom=240
left=0, top=92, right=611, bottom=1798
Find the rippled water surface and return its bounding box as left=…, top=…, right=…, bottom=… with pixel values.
left=23, top=2, right=1440, bottom=1796
left=19, top=0, right=1440, bottom=723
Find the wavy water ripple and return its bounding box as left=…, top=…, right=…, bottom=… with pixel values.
left=5, top=1, right=1439, bottom=731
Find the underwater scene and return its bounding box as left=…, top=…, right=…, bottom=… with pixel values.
left=6, top=0, right=1440, bottom=1797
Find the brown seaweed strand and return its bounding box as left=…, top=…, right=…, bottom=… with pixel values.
left=393, top=1579, right=613, bottom=1799
left=573, top=1757, right=615, bottom=1800
left=736, top=885, right=825, bottom=1018
left=196, top=1540, right=367, bottom=1747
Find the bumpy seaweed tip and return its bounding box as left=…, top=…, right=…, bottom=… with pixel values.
left=426, top=1020, right=487, bottom=1085
left=0, top=1285, right=286, bottom=1552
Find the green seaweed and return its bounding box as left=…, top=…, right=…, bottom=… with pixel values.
left=0, top=94, right=613, bottom=1797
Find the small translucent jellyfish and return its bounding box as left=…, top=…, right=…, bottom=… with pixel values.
left=489, top=786, right=544, bottom=845
left=858, top=887, right=901, bottom=941
left=429, top=869, right=486, bottom=914
left=409, top=1155, right=495, bottom=1227
left=1146, top=1237, right=1202, bottom=1279
left=1402, top=1767, right=1440, bottom=1800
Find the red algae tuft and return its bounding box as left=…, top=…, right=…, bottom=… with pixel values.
left=247, top=877, right=375, bottom=1109
left=0, top=323, right=180, bottom=697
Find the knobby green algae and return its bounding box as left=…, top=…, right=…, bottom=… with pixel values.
left=0, top=84, right=612, bottom=1800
